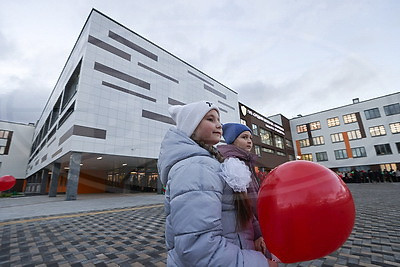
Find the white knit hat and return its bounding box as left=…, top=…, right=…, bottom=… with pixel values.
left=168, top=101, right=220, bottom=137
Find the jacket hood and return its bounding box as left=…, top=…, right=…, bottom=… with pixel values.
left=158, top=126, right=211, bottom=185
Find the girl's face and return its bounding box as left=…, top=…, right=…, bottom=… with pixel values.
left=193, top=109, right=222, bottom=145
left=233, top=131, right=253, bottom=152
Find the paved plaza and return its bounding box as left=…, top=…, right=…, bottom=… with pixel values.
left=1, top=183, right=399, bottom=266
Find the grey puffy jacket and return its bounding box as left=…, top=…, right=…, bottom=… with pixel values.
left=158, top=127, right=269, bottom=266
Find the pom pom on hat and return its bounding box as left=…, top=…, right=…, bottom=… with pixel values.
left=168, top=101, right=219, bottom=137
left=222, top=123, right=252, bottom=144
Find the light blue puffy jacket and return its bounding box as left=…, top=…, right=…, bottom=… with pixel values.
left=158, top=127, right=269, bottom=266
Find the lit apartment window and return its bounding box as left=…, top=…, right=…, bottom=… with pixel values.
left=316, top=152, right=328, bottom=162
left=389, top=122, right=400, bottom=134
left=254, top=145, right=261, bottom=156
left=384, top=103, right=400, bottom=116
left=240, top=119, right=247, bottom=126
left=374, top=144, right=392, bottom=155
left=310, top=121, right=321, bottom=130
left=0, top=130, right=9, bottom=139
left=252, top=124, right=259, bottom=136
left=285, top=139, right=293, bottom=148
left=343, top=113, right=357, bottom=124
left=313, top=136, right=325, bottom=145
left=0, top=146, right=5, bottom=155
left=274, top=135, right=284, bottom=149
left=259, top=128, right=273, bottom=145
left=364, top=108, right=381, bottom=120
left=331, top=133, right=344, bottom=143
left=276, top=151, right=286, bottom=156
left=299, top=138, right=310, bottom=148
left=327, top=117, right=340, bottom=127
left=334, top=149, right=348, bottom=160
left=262, top=147, right=274, bottom=154
left=352, top=147, right=367, bottom=158
left=296, top=124, right=307, bottom=133
left=347, top=129, right=362, bottom=140
left=369, top=125, right=386, bottom=137
left=301, top=153, right=313, bottom=161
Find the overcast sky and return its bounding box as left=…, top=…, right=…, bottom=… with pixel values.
left=0, top=0, right=399, bottom=124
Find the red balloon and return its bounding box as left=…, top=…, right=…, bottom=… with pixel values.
left=257, top=161, right=355, bottom=263
left=0, top=175, right=16, bottom=191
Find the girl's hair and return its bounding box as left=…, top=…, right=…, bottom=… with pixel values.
left=191, top=136, right=253, bottom=230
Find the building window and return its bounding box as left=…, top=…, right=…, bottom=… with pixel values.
left=334, top=149, right=348, bottom=160
left=347, top=129, right=362, bottom=140
left=276, top=151, right=286, bottom=156
left=0, top=146, right=5, bottom=155
left=240, top=119, right=247, bottom=126
left=343, top=113, right=357, bottom=124
left=62, top=60, right=81, bottom=111
left=352, top=147, right=367, bottom=158
left=301, top=153, right=313, bottom=161
left=259, top=128, right=273, bottom=145
left=313, top=136, right=325, bottom=146
left=254, top=145, right=261, bottom=156
left=389, top=122, right=400, bottom=134
left=369, top=125, right=386, bottom=137
left=331, top=133, right=344, bottom=143
left=288, top=155, right=295, bottom=161
left=327, top=117, right=340, bottom=127
left=310, top=121, right=321, bottom=130
left=299, top=138, right=310, bottom=148
left=384, top=103, right=400, bottom=116
left=296, top=124, right=307, bottom=133
left=285, top=139, right=293, bottom=148
left=262, top=147, right=274, bottom=154
left=364, top=108, right=381, bottom=120
left=396, top=142, right=400, bottom=153
left=0, top=130, right=10, bottom=139
left=374, top=144, right=392, bottom=155
left=274, top=135, right=284, bottom=149
left=316, top=152, right=328, bottom=162
left=252, top=124, right=259, bottom=136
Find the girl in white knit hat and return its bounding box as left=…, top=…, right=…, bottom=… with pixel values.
left=158, top=101, right=270, bottom=266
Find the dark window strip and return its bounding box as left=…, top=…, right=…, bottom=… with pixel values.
left=73, top=125, right=107, bottom=139
left=52, top=148, right=63, bottom=158
left=4, top=131, right=13, bottom=155
left=204, top=84, right=226, bottom=99
left=355, top=112, right=367, bottom=138
left=108, top=30, right=158, bottom=61
left=219, top=107, right=228, bottom=113
left=168, top=97, right=185, bottom=106
left=187, top=70, right=214, bottom=86
left=94, top=62, right=150, bottom=90
left=218, top=100, right=235, bottom=110
left=102, top=81, right=156, bottom=102
left=142, top=110, right=175, bottom=125
left=35, top=160, right=39, bottom=166
left=88, top=35, right=131, bottom=61
left=47, top=137, right=56, bottom=147
left=41, top=154, right=47, bottom=163
left=59, top=126, right=74, bottom=145
left=138, top=62, right=179, bottom=83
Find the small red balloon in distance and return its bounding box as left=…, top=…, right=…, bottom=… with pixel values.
left=0, top=175, right=16, bottom=191
left=257, top=161, right=355, bottom=264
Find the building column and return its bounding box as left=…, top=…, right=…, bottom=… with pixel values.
left=65, top=152, right=82, bottom=201
left=49, top=163, right=61, bottom=197
left=39, top=169, right=48, bottom=195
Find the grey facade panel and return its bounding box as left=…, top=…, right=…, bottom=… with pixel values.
left=88, top=35, right=131, bottom=61
left=138, top=62, right=179, bottom=84
left=73, top=125, right=106, bottom=139
left=102, top=81, right=156, bottom=102
left=218, top=100, right=236, bottom=110
left=59, top=126, right=74, bottom=145
left=204, top=84, right=227, bottom=99
left=52, top=148, right=63, bottom=158
left=108, top=30, right=158, bottom=61
left=94, top=62, right=150, bottom=90
left=142, top=110, right=175, bottom=125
